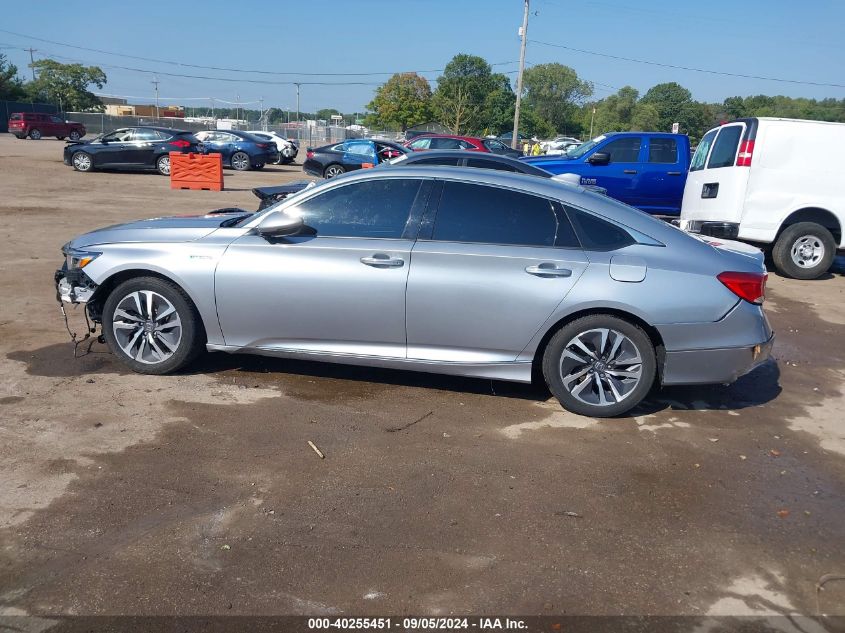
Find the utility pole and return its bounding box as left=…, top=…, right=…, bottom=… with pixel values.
left=211, top=97, right=215, bottom=119
left=589, top=106, right=596, bottom=138
left=26, top=48, right=37, bottom=80
left=259, top=96, right=265, bottom=130
left=295, top=83, right=301, bottom=123
left=151, top=76, right=160, bottom=119
left=511, top=0, right=530, bottom=149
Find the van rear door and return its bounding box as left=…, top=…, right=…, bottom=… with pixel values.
left=681, top=120, right=755, bottom=230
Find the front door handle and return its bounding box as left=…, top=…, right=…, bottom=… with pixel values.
left=525, top=263, right=572, bottom=277
left=623, top=169, right=638, bottom=174
left=667, top=171, right=682, bottom=176
left=361, top=254, right=404, bottom=268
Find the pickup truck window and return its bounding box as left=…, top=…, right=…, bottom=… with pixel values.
left=707, top=125, right=743, bottom=169
left=648, top=138, right=677, bottom=163
left=602, top=137, right=642, bottom=163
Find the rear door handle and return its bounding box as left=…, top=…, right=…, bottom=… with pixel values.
left=525, top=263, right=572, bottom=277
left=667, top=171, right=682, bottom=176
left=361, top=254, right=404, bottom=268
left=623, top=169, right=638, bottom=174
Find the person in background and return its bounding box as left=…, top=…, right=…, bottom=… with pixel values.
left=522, top=139, right=531, bottom=156
left=531, top=137, right=542, bottom=156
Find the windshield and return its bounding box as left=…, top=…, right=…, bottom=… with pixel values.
left=565, top=135, right=606, bottom=158
left=232, top=182, right=319, bottom=226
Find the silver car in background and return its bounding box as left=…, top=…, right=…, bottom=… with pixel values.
left=55, top=167, right=773, bottom=417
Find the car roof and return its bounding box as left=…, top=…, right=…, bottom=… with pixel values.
left=412, top=133, right=482, bottom=141
left=397, top=150, right=549, bottom=174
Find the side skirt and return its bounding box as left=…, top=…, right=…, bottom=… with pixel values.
left=205, top=344, right=533, bottom=383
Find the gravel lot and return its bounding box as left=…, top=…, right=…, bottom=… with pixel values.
left=0, top=133, right=843, bottom=619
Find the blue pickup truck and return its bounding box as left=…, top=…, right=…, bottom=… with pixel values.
left=523, top=132, right=691, bottom=215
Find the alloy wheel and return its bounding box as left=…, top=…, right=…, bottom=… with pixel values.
left=73, top=153, right=92, bottom=171
left=112, top=290, right=182, bottom=365
left=69, top=130, right=81, bottom=141
left=790, top=235, right=824, bottom=269
left=30, top=129, right=42, bottom=140
left=559, top=328, right=643, bottom=407
left=231, top=152, right=250, bottom=170
left=324, top=165, right=344, bottom=178
left=158, top=156, right=171, bottom=175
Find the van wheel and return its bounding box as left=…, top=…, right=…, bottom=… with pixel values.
left=772, top=222, right=836, bottom=280
left=29, top=128, right=42, bottom=140
left=542, top=314, right=656, bottom=418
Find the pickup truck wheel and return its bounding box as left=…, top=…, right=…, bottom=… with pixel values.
left=29, top=128, right=42, bottom=140
left=72, top=152, right=93, bottom=172
left=102, top=277, right=204, bottom=375
left=542, top=315, right=656, bottom=418
left=772, top=222, right=836, bottom=280
left=69, top=130, right=81, bottom=141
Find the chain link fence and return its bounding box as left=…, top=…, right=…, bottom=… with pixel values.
left=60, top=112, right=404, bottom=146
left=0, top=100, right=59, bottom=133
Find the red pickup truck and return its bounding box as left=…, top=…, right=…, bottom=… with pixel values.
left=8, top=112, right=86, bottom=140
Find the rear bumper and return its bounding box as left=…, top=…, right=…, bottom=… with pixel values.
left=684, top=220, right=740, bottom=240
left=662, top=333, right=774, bottom=385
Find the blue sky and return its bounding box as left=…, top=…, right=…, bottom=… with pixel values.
left=2, top=0, right=844, bottom=114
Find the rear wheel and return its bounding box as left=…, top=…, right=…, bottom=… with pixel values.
left=102, top=276, right=204, bottom=375
left=323, top=163, right=345, bottom=178
left=772, top=222, right=836, bottom=280
left=542, top=315, right=656, bottom=418
left=57, top=136, right=65, bottom=141
left=72, top=152, right=93, bottom=172
left=69, top=130, right=81, bottom=141
left=231, top=151, right=251, bottom=171
left=29, top=128, right=42, bottom=140
left=156, top=154, right=171, bottom=176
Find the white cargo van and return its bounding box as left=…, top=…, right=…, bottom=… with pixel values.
left=680, top=117, right=844, bottom=279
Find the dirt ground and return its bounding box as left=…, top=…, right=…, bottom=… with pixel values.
left=0, top=133, right=843, bottom=621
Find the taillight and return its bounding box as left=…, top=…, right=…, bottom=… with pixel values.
left=718, top=271, right=767, bottom=304
left=256, top=143, right=269, bottom=149
left=170, top=138, right=191, bottom=148
left=306, top=150, right=314, bottom=159
left=735, top=139, right=754, bottom=167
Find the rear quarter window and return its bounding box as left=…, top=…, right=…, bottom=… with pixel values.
left=690, top=129, right=718, bottom=171
left=10, top=113, right=22, bottom=121
left=566, top=207, right=635, bottom=251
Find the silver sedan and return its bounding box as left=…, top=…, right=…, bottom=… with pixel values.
left=55, top=167, right=773, bottom=417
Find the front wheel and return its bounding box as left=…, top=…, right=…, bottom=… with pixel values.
left=771, top=222, right=836, bottom=280
left=102, top=276, right=204, bottom=375
left=156, top=154, right=171, bottom=176
left=542, top=315, right=656, bottom=418
left=231, top=151, right=251, bottom=171
left=29, top=128, right=42, bottom=140
left=72, top=152, right=93, bottom=172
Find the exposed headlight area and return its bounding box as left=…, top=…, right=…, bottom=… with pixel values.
left=62, top=244, right=102, bottom=270
left=56, top=244, right=101, bottom=305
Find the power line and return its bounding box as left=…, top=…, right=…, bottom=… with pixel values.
left=0, top=28, right=518, bottom=77
left=530, top=40, right=845, bottom=89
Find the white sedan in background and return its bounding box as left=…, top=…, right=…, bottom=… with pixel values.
left=247, top=130, right=299, bottom=164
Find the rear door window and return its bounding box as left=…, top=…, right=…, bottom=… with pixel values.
left=600, top=137, right=642, bottom=162
left=466, top=157, right=517, bottom=171
left=409, top=138, right=431, bottom=150
left=430, top=137, right=463, bottom=150
left=431, top=181, right=578, bottom=248
left=707, top=125, right=743, bottom=169
left=690, top=129, right=718, bottom=171
left=648, top=138, right=677, bottom=163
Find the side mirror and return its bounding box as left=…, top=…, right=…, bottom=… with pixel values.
left=256, top=212, right=304, bottom=237
left=588, top=152, right=610, bottom=165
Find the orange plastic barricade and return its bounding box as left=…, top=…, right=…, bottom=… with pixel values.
left=169, top=152, right=223, bottom=191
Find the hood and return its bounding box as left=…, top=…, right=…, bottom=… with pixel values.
left=524, top=154, right=575, bottom=164
left=67, top=211, right=249, bottom=249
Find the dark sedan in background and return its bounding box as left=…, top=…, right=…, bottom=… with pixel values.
left=303, top=139, right=409, bottom=178
left=63, top=127, right=201, bottom=175
left=193, top=130, right=277, bottom=171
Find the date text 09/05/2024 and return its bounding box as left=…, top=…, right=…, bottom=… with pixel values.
left=307, top=617, right=529, bottom=630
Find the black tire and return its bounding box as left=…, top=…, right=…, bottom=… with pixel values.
left=102, top=276, right=205, bottom=375
left=29, top=128, right=42, bottom=140
left=542, top=314, right=656, bottom=418
left=57, top=136, right=65, bottom=141
left=69, top=130, right=81, bottom=141
left=254, top=163, right=265, bottom=170
left=771, top=222, right=836, bottom=280
left=156, top=154, right=171, bottom=176
left=71, top=151, right=94, bottom=172
left=281, top=157, right=294, bottom=165
left=323, top=163, right=345, bottom=179
left=272, top=152, right=283, bottom=165
left=231, top=151, right=251, bottom=171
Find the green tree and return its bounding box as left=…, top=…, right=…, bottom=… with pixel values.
left=481, top=73, right=515, bottom=135
left=522, top=63, right=593, bottom=133
left=639, top=82, right=693, bottom=132
left=316, top=108, right=341, bottom=121
left=0, top=54, right=25, bottom=101
left=630, top=103, right=660, bottom=131
left=26, top=60, right=106, bottom=111
left=433, top=54, right=500, bottom=134
left=366, top=72, right=433, bottom=131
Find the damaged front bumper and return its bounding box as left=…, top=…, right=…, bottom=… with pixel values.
left=55, top=264, right=98, bottom=304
